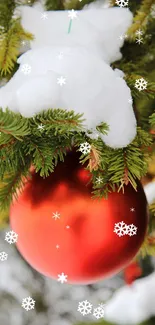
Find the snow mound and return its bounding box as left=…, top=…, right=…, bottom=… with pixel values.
left=0, top=6, right=136, bottom=148
left=105, top=272, right=155, bottom=325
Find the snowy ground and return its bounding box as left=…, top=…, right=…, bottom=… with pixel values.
left=0, top=229, right=124, bottom=325
left=1, top=229, right=155, bottom=325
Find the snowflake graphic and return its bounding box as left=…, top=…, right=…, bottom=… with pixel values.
left=79, top=142, right=91, bottom=155
left=0, top=251, right=8, bottom=261
left=21, top=40, right=27, bottom=46
left=128, top=98, right=133, bottom=104
left=68, top=9, right=78, bottom=20
left=135, top=78, right=147, bottom=91
left=93, top=306, right=105, bottom=319
left=130, top=207, right=135, bottom=212
left=77, top=300, right=92, bottom=316
left=114, top=221, right=129, bottom=237
left=52, top=212, right=60, bottom=220
left=41, top=12, right=48, bottom=20
left=5, top=230, right=18, bottom=244
left=127, top=224, right=137, bottom=236
left=136, top=37, right=143, bottom=44
left=21, top=64, right=31, bottom=75
left=38, top=124, right=45, bottom=131
left=115, top=0, right=128, bottom=7
left=66, top=225, right=70, bottom=229
left=57, top=272, right=68, bottom=284
left=57, top=76, right=66, bottom=86
left=98, top=303, right=106, bottom=309
left=22, top=297, right=35, bottom=311
left=135, top=29, right=143, bottom=36
left=96, top=176, right=103, bottom=184
left=119, top=34, right=128, bottom=40
left=58, top=52, right=63, bottom=60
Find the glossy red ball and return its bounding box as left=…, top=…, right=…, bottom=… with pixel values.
left=10, top=151, right=148, bottom=284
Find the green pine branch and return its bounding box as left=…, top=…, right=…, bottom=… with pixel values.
left=0, top=106, right=152, bottom=210
left=127, top=0, right=155, bottom=41
left=138, top=235, right=155, bottom=259
left=0, top=159, right=31, bottom=211
left=0, top=0, right=34, bottom=76
left=0, top=108, right=30, bottom=140
left=125, top=74, right=155, bottom=100
left=45, top=0, right=64, bottom=10
left=149, top=112, right=155, bottom=130
left=92, top=127, right=152, bottom=198
left=24, top=136, right=72, bottom=177
left=0, top=19, right=34, bottom=75
left=32, top=108, right=85, bottom=135
left=0, top=0, right=17, bottom=31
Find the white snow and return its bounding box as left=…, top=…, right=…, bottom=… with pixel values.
left=0, top=6, right=136, bottom=148
left=144, top=181, right=155, bottom=204
left=104, top=271, right=155, bottom=325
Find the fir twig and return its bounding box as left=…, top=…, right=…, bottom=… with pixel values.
left=0, top=108, right=30, bottom=141
left=149, top=112, right=155, bottom=130
left=138, top=235, right=155, bottom=258
left=0, top=19, right=33, bottom=75
left=45, top=0, right=64, bottom=10
left=0, top=160, right=31, bottom=211
left=127, top=0, right=155, bottom=40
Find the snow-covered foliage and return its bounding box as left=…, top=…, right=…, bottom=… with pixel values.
left=0, top=5, right=136, bottom=148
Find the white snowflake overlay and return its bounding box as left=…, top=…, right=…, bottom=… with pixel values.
left=96, top=176, right=103, bottom=184
left=0, top=251, right=8, bottom=261
left=77, top=300, right=93, bottom=316
left=127, top=224, right=137, bottom=236
left=135, top=29, right=143, bottom=45
left=93, top=306, right=105, bottom=319
left=136, top=37, right=143, bottom=45
left=22, top=296, right=35, bottom=311
left=115, top=0, right=129, bottom=8
left=37, top=123, right=45, bottom=131
left=57, top=272, right=68, bottom=284
left=41, top=12, right=48, bottom=20
left=68, top=9, right=78, bottom=20
left=135, top=78, right=147, bottom=91
left=114, top=221, right=129, bottom=237
left=21, top=64, right=31, bottom=75
left=5, top=230, right=18, bottom=244
left=57, top=76, right=66, bottom=86
left=79, top=142, right=91, bottom=155
left=52, top=212, right=60, bottom=220
left=114, top=221, right=137, bottom=237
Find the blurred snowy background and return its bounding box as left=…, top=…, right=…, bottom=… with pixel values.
left=0, top=227, right=155, bottom=325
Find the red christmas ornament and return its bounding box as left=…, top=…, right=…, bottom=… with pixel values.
left=10, top=150, right=148, bottom=284
left=124, top=261, right=142, bottom=285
